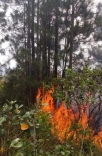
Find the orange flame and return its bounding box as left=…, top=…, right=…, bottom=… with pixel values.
left=36, top=87, right=55, bottom=113
left=36, top=87, right=102, bottom=148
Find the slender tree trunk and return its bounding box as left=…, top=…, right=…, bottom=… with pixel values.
left=47, top=0, right=51, bottom=77
left=24, top=3, right=26, bottom=49
left=26, top=0, right=31, bottom=105
left=31, top=0, right=35, bottom=104
left=27, top=0, right=30, bottom=51
left=42, top=21, right=47, bottom=79
left=27, top=0, right=31, bottom=75
left=31, top=0, right=35, bottom=60
left=42, top=0, right=47, bottom=79
left=62, top=38, right=67, bottom=78
left=54, top=2, right=59, bottom=78
left=37, top=0, right=39, bottom=58
left=62, top=5, right=70, bottom=77
left=69, top=1, right=74, bottom=69
left=47, top=23, right=51, bottom=77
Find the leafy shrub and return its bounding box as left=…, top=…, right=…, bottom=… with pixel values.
left=1, top=68, right=102, bottom=155
left=0, top=100, right=102, bottom=156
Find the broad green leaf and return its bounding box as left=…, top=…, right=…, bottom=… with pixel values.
left=15, top=104, right=19, bottom=109
left=61, top=151, right=65, bottom=155
left=30, top=128, right=36, bottom=137
left=0, top=117, right=6, bottom=125
left=10, top=138, right=23, bottom=148
left=11, top=138, right=20, bottom=144
left=0, top=129, right=5, bottom=135
left=10, top=100, right=17, bottom=105
left=38, top=139, right=44, bottom=143
left=18, top=105, right=23, bottom=109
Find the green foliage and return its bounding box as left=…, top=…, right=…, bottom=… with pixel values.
left=0, top=68, right=41, bottom=105
left=1, top=68, right=102, bottom=155
left=0, top=99, right=102, bottom=155
left=48, top=68, right=102, bottom=107
left=0, top=100, right=53, bottom=156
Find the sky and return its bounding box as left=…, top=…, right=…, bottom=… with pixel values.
left=0, top=4, right=15, bottom=70
left=94, top=0, right=101, bottom=4
left=0, top=0, right=102, bottom=72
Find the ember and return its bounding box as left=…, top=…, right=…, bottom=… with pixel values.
left=36, top=87, right=102, bottom=148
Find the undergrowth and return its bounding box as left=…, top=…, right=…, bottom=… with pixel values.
left=0, top=100, right=102, bottom=156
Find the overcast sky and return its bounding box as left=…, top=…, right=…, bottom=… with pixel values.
left=94, top=0, right=101, bottom=3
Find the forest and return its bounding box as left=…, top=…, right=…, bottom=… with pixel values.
left=1, top=0, right=102, bottom=155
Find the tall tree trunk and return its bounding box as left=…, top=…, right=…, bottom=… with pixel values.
left=24, top=3, right=26, bottom=49
left=27, top=0, right=30, bottom=51
left=62, top=5, right=69, bottom=78
left=42, top=21, right=47, bottom=79
left=69, top=1, right=74, bottom=69
left=42, top=0, right=47, bottom=79
left=62, top=38, right=67, bottom=78
left=47, top=0, right=51, bottom=77
left=47, top=24, right=51, bottom=77
left=31, top=0, right=35, bottom=104
left=37, top=0, right=39, bottom=58
left=27, top=0, right=31, bottom=75
left=26, top=0, right=31, bottom=105
left=31, top=0, right=35, bottom=60
left=54, top=2, right=59, bottom=78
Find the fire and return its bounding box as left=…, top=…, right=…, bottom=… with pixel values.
left=36, top=87, right=55, bottom=112
left=36, top=87, right=102, bottom=148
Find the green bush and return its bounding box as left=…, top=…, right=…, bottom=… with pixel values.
left=0, top=100, right=102, bottom=156
left=1, top=68, right=102, bottom=155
